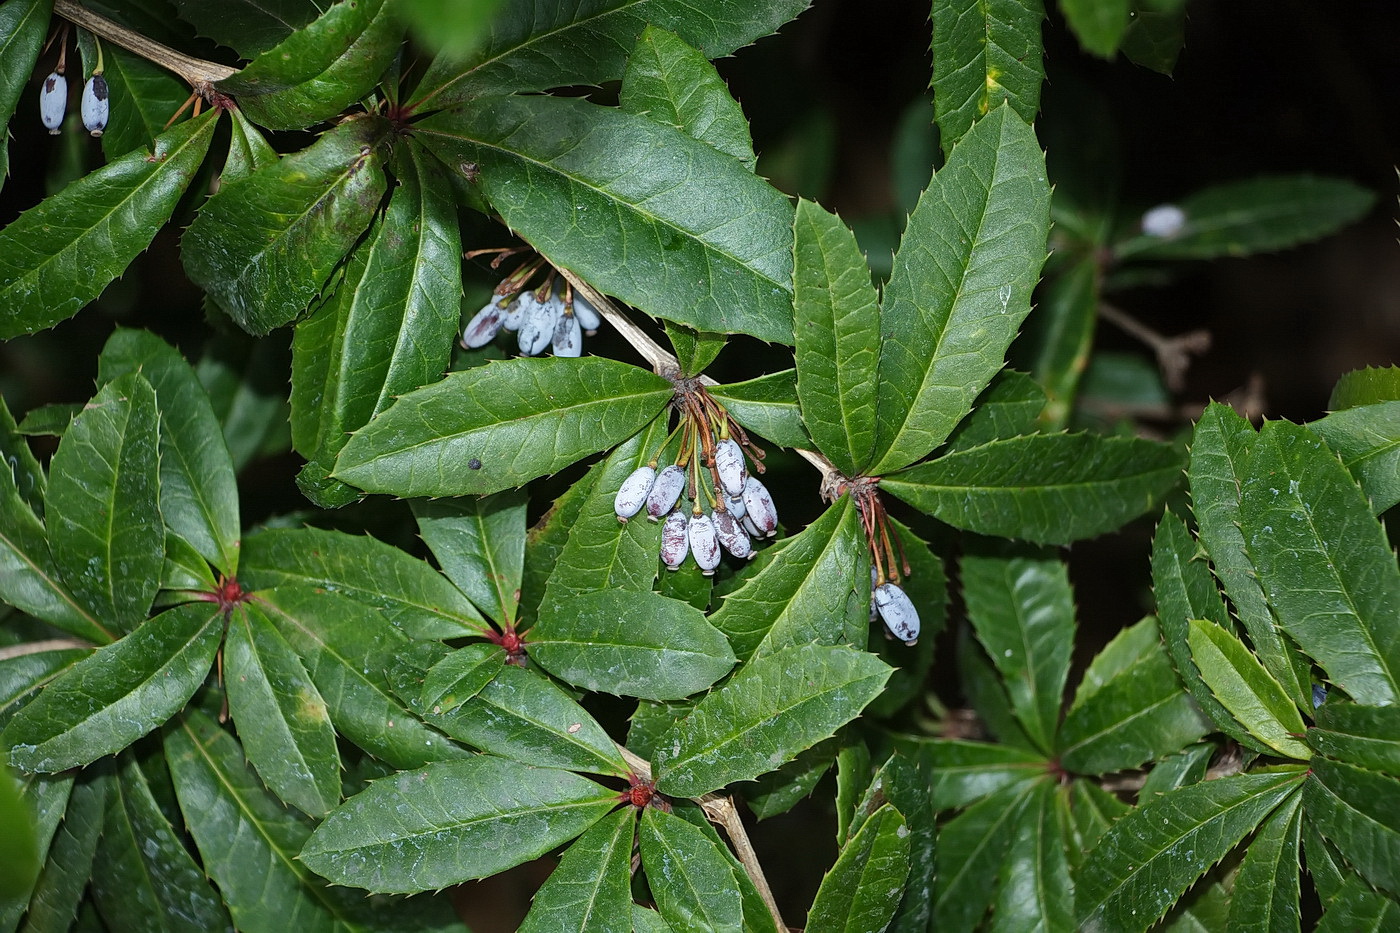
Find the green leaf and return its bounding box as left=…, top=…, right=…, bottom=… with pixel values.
left=396, top=0, right=509, bottom=56
left=4, top=603, right=221, bottom=773
left=335, top=356, right=671, bottom=497
left=225, top=603, right=340, bottom=818
left=869, top=104, right=1051, bottom=473
left=0, top=0, right=52, bottom=189
left=224, top=105, right=280, bottom=183
left=961, top=542, right=1075, bottom=755
left=15, top=402, right=80, bottom=437
left=0, top=443, right=111, bottom=644
left=409, top=0, right=807, bottom=108
left=1309, top=703, right=1400, bottom=775
left=537, top=416, right=669, bottom=613
left=1018, top=254, right=1099, bottom=429
left=1329, top=365, right=1400, bottom=411
left=166, top=708, right=459, bottom=932
left=902, top=737, right=1044, bottom=812
left=709, top=497, right=866, bottom=661
left=1305, top=756, right=1400, bottom=896
left=291, top=140, right=462, bottom=504
left=1058, top=617, right=1210, bottom=775
left=181, top=116, right=391, bottom=335
left=1225, top=793, right=1303, bottom=933
left=90, top=754, right=232, bottom=933
left=639, top=806, right=742, bottom=933
left=20, top=771, right=105, bottom=933
left=807, top=803, right=910, bottom=933
left=1120, top=3, right=1186, bottom=75
left=0, top=394, right=45, bottom=513
left=1060, top=0, right=1130, bottom=57
left=98, top=330, right=241, bottom=575
left=529, top=590, right=735, bottom=701
left=412, top=491, right=526, bottom=626
left=518, top=807, right=635, bottom=933
left=1189, top=402, right=1311, bottom=709
left=520, top=468, right=599, bottom=626
left=991, top=780, right=1074, bottom=933
left=1064, top=779, right=1129, bottom=867
left=240, top=525, right=488, bottom=639
left=415, top=95, right=795, bottom=344
left=256, top=586, right=471, bottom=768
left=933, top=780, right=1036, bottom=933
left=882, top=433, right=1182, bottom=544
left=0, top=109, right=216, bottom=338
left=744, top=737, right=839, bottom=821
left=404, top=642, right=504, bottom=713
left=707, top=371, right=812, bottom=450
left=663, top=805, right=781, bottom=933
left=0, top=764, right=39, bottom=902
left=1076, top=769, right=1305, bottom=933
left=220, top=0, right=402, bottom=130
left=195, top=333, right=291, bottom=473
left=632, top=905, right=677, bottom=933
left=930, top=0, right=1044, bottom=154
left=1316, top=876, right=1400, bottom=932
left=1151, top=510, right=1271, bottom=753
left=662, top=322, right=727, bottom=377
left=957, top=621, right=1036, bottom=750
left=1187, top=619, right=1310, bottom=759
left=95, top=47, right=192, bottom=161
left=653, top=643, right=891, bottom=797
left=1139, top=743, right=1214, bottom=799
left=1240, top=420, right=1400, bottom=705
left=416, top=663, right=628, bottom=776
left=46, top=372, right=163, bottom=633
left=301, top=755, right=618, bottom=893
left=1116, top=176, right=1375, bottom=262
left=168, top=0, right=319, bottom=57
left=1308, top=401, right=1400, bottom=514
left=791, top=199, right=880, bottom=473
left=620, top=26, right=756, bottom=169
left=0, top=769, right=70, bottom=930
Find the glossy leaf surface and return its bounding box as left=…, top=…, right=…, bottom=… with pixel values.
left=792, top=199, right=880, bottom=473
left=4, top=603, right=221, bottom=772
left=882, top=433, right=1181, bottom=544
left=707, top=371, right=812, bottom=450
left=0, top=112, right=217, bottom=338
left=518, top=807, right=635, bottom=933
left=335, top=357, right=671, bottom=497
left=182, top=116, right=390, bottom=335
left=415, top=95, right=795, bottom=343
left=870, top=105, right=1050, bottom=472
left=529, top=589, right=735, bottom=701
left=412, top=491, right=526, bottom=626
left=807, top=803, right=910, bottom=933
left=301, top=755, right=618, bottom=893
left=640, top=806, right=743, bottom=932
left=653, top=643, right=890, bottom=797
left=1187, top=618, right=1309, bottom=759
left=931, top=0, right=1044, bottom=154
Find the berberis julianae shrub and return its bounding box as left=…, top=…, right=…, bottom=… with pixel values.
left=0, top=0, right=1395, bottom=930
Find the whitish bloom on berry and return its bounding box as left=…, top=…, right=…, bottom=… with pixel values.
left=572, top=294, right=601, bottom=333
left=614, top=466, right=655, bottom=522
left=501, top=297, right=524, bottom=331
left=81, top=74, right=108, bottom=136
left=646, top=465, right=686, bottom=521
left=714, top=438, right=747, bottom=497
left=688, top=512, right=721, bottom=575
left=39, top=72, right=66, bottom=134
left=726, top=493, right=746, bottom=520
left=740, top=476, right=777, bottom=537
left=517, top=293, right=560, bottom=356
left=874, top=582, right=920, bottom=645
left=661, top=510, right=689, bottom=569
left=461, top=299, right=506, bottom=348
left=552, top=308, right=582, bottom=357
left=713, top=510, right=752, bottom=559
left=1141, top=203, right=1187, bottom=239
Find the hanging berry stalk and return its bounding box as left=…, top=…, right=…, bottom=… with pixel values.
left=847, top=476, right=920, bottom=645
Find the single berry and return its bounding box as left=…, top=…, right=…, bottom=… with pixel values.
left=39, top=72, right=66, bottom=134
left=688, top=512, right=721, bottom=575
left=461, top=299, right=506, bottom=348
left=713, top=437, right=747, bottom=497
left=1141, top=203, right=1187, bottom=239
left=81, top=74, right=108, bottom=137
left=660, top=510, right=690, bottom=570
left=552, top=307, right=582, bottom=357
left=614, top=465, right=656, bottom=522
left=713, top=509, right=752, bottom=559
left=646, top=464, right=686, bottom=521
left=874, top=582, right=920, bottom=645
left=740, top=476, right=778, bottom=537
left=571, top=294, right=602, bottom=333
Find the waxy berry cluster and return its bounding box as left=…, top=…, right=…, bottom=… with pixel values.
left=848, top=478, right=921, bottom=646
left=461, top=253, right=602, bottom=358
left=614, top=383, right=777, bottom=575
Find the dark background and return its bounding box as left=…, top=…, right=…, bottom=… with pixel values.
left=3, top=1, right=1398, bottom=928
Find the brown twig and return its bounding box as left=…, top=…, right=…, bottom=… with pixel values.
left=52, top=0, right=237, bottom=86
left=0, top=637, right=93, bottom=661
left=1098, top=301, right=1211, bottom=392
left=618, top=745, right=787, bottom=931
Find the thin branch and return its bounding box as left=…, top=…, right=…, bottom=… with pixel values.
left=557, top=267, right=842, bottom=486
left=1098, top=301, right=1211, bottom=392
left=52, top=0, right=237, bottom=86
left=617, top=745, right=788, bottom=931
left=0, top=637, right=93, bottom=662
